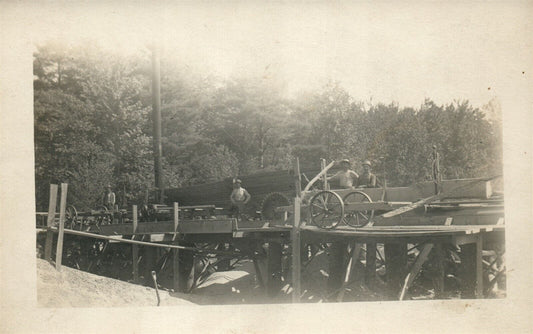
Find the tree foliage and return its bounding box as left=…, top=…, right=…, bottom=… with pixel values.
left=33, top=42, right=503, bottom=210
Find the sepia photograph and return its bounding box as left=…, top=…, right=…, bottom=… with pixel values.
left=1, top=1, right=532, bottom=333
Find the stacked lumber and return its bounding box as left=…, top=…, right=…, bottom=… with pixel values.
left=164, top=169, right=320, bottom=209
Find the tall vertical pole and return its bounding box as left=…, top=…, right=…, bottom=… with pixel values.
left=132, top=205, right=139, bottom=283
left=293, top=157, right=301, bottom=198
left=291, top=197, right=301, bottom=303
left=44, top=184, right=58, bottom=261
left=321, top=159, right=328, bottom=190
left=152, top=44, right=164, bottom=203
left=55, top=183, right=68, bottom=271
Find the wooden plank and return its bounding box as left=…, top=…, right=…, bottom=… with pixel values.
left=372, top=212, right=504, bottom=227
left=94, top=219, right=235, bottom=235
left=378, top=177, right=499, bottom=220
left=55, top=183, right=68, bottom=271
left=44, top=184, right=58, bottom=261
left=291, top=197, right=301, bottom=303
left=302, top=225, right=480, bottom=238
left=399, top=243, right=433, bottom=300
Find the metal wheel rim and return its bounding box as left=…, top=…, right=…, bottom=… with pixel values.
left=342, top=191, right=373, bottom=227
left=309, top=190, right=344, bottom=229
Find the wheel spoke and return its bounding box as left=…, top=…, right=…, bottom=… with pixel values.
left=312, top=202, right=325, bottom=211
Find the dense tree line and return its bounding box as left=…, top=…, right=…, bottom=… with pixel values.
left=34, top=43, right=502, bottom=210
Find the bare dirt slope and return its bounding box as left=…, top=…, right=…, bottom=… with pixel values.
left=37, top=258, right=194, bottom=307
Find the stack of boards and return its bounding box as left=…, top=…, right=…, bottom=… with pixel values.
left=164, top=169, right=320, bottom=211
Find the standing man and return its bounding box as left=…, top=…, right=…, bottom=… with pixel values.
left=230, top=179, right=251, bottom=220
left=357, top=160, right=377, bottom=188
left=103, top=184, right=116, bottom=211
left=327, top=159, right=359, bottom=189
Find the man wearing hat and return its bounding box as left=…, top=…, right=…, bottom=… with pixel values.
left=230, top=179, right=251, bottom=219
left=357, top=160, right=377, bottom=188
left=327, top=159, right=359, bottom=189
left=103, top=184, right=116, bottom=210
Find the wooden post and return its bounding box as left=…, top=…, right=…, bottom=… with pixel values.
left=267, top=242, right=283, bottom=297
left=398, top=243, right=433, bottom=300
left=365, top=242, right=377, bottom=287
left=132, top=205, right=139, bottom=283
left=475, top=235, right=484, bottom=298
left=172, top=202, right=180, bottom=292
left=328, top=241, right=347, bottom=295
left=173, top=202, right=179, bottom=239
left=44, top=184, right=58, bottom=261
left=55, top=183, right=68, bottom=271
left=321, top=159, right=328, bottom=190
left=291, top=197, right=301, bottom=303
left=384, top=242, right=408, bottom=295
left=293, top=157, right=302, bottom=198
left=432, top=243, right=445, bottom=297
left=458, top=237, right=484, bottom=298
left=337, top=242, right=363, bottom=302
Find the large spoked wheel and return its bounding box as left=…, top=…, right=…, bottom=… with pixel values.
left=343, top=191, right=373, bottom=227
left=66, top=205, right=78, bottom=229
left=309, top=190, right=345, bottom=229
left=261, top=192, right=291, bottom=221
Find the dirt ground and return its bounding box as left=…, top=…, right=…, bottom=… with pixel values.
left=37, top=258, right=287, bottom=307
left=37, top=258, right=194, bottom=307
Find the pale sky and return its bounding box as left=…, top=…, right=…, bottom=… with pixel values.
left=16, top=1, right=533, bottom=108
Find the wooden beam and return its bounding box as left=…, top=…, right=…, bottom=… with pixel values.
left=384, top=242, right=408, bottom=295
left=55, top=183, right=68, bottom=271
left=328, top=241, right=347, bottom=295
left=458, top=235, right=484, bottom=298
left=321, top=159, right=328, bottom=190
left=302, top=160, right=335, bottom=192
left=173, top=202, right=179, bottom=240
left=365, top=242, right=377, bottom=287
left=252, top=256, right=266, bottom=289
left=172, top=202, right=180, bottom=292
left=378, top=176, right=500, bottom=220
left=399, top=243, right=433, bottom=300
left=432, top=243, right=445, bottom=297
left=293, top=157, right=302, bottom=197
left=44, top=184, right=58, bottom=261
left=267, top=242, right=283, bottom=297
left=337, top=242, right=363, bottom=302
left=132, top=205, right=139, bottom=283
left=94, top=219, right=235, bottom=235
left=291, top=197, right=301, bottom=303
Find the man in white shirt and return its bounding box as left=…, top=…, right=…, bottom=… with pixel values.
left=327, top=159, right=359, bottom=189
left=230, top=179, right=251, bottom=219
